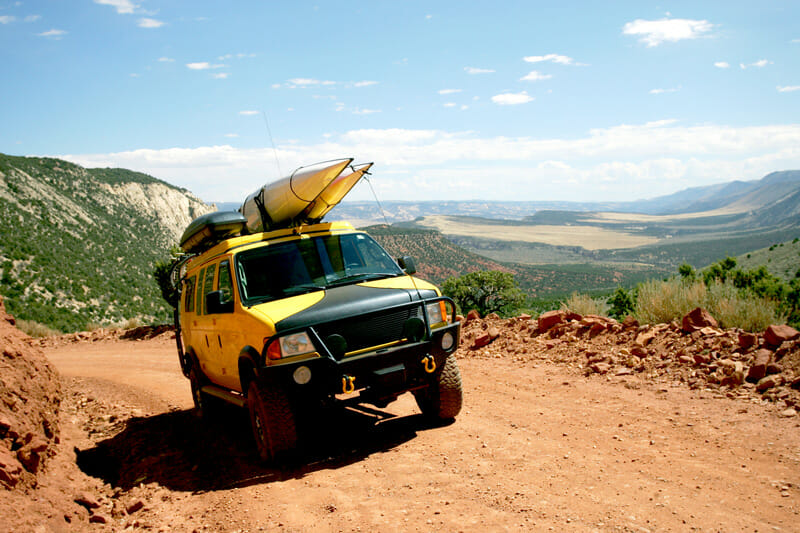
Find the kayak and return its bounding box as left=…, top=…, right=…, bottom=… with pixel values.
left=179, top=211, right=248, bottom=253
left=302, top=162, right=373, bottom=222
left=240, top=158, right=353, bottom=233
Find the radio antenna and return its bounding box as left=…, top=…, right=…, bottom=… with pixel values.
left=261, top=111, right=283, bottom=177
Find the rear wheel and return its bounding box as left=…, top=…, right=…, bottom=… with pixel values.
left=189, top=366, right=219, bottom=419
left=247, top=381, right=297, bottom=462
left=414, top=355, right=463, bottom=420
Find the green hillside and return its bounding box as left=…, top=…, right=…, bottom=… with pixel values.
left=736, top=238, right=800, bottom=282
left=0, top=154, right=211, bottom=332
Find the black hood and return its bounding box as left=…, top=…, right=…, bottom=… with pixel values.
left=275, top=284, right=434, bottom=333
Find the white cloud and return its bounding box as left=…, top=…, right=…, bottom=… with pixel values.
left=523, top=54, right=585, bottom=66
left=464, top=67, right=495, bottom=74
left=438, top=89, right=462, bottom=95
left=24, top=15, right=41, bottom=22
left=138, top=18, right=164, bottom=28
left=714, top=61, right=729, bottom=68
left=491, top=91, right=533, bottom=105
left=650, top=86, right=681, bottom=94
left=0, top=15, right=15, bottom=24
left=224, top=133, right=239, bottom=138
left=57, top=122, right=800, bottom=203
left=186, top=62, right=225, bottom=70
left=158, top=57, right=174, bottom=62
left=212, top=73, right=230, bottom=79
left=740, top=59, right=772, bottom=69
left=777, top=86, right=800, bottom=92
left=37, top=29, right=66, bottom=39
left=239, top=110, right=260, bottom=116
left=353, top=108, right=381, bottom=115
left=353, top=80, right=378, bottom=87
left=443, top=103, right=457, bottom=108
left=623, top=18, right=714, bottom=47
left=521, top=70, right=552, bottom=82
left=94, top=0, right=138, bottom=15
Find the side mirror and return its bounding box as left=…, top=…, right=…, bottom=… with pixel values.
left=205, top=290, right=234, bottom=314
left=397, top=256, right=417, bottom=275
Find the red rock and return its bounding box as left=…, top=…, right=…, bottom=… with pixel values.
left=89, top=513, right=109, bottom=524
left=455, top=314, right=465, bottom=324
left=590, top=362, right=611, bottom=374
left=0, top=446, right=23, bottom=488
left=472, top=333, right=492, bottom=349
left=682, top=307, right=719, bottom=333
left=635, top=330, right=656, bottom=346
left=488, top=327, right=500, bottom=340
left=738, top=332, right=758, bottom=350
left=16, top=436, right=49, bottom=473
left=538, top=310, right=565, bottom=332
left=75, top=492, right=102, bottom=510
left=518, top=314, right=532, bottom=320
left=126, top=500, right=145, bottom=515
left=466, top=309, right=481, bottom=323
left=764, top=325, right=800, bottom=346
left=485, top=312, right=500, bottom=320
left=746, top=349, right=772, bottom=382
left=693, top=352, right=711, bottom=365
left=622, top=316, right=639, bottom=329
left=756, top=375, right=783, bottom=392
left=631, top=346, right=648, bottom=358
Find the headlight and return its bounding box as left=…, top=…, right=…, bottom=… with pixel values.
left=426, top=301, right=449, bottom=329
left=266, top=332, right=316, bottom=360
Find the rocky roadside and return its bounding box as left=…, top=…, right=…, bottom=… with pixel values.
left=457, top=307, right=800, bottom=417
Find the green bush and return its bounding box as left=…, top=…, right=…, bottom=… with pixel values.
left=442, top=270, right=526, bottom=317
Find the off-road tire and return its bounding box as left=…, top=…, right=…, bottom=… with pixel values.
left=414, top=354, right=463, bottom=420
left=189, top=367, right=220, bottom=419
left=247, top=381, right=298, bottom=462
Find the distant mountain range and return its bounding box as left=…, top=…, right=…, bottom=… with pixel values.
left=306, top=170, right=800, bottom=225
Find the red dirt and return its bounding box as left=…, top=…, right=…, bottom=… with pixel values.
left=2, top=303, right=800, bottom=531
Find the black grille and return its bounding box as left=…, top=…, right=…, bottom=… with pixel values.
left=314, top=305, right=422, bottom=355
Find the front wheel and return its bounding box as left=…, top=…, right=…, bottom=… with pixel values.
left=247, top=381, right=298, bottom=462
left=414, top=355, right=463, bottom=420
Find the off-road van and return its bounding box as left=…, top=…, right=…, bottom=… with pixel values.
left=175, top=212, right=463, bottom=461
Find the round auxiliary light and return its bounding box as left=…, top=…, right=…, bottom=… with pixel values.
left=293, top=365, right=312, bottom=385
left=440, top=331, right=455, bottom=351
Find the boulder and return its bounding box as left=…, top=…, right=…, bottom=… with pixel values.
left=738, top=332, right=758, bottom=350
left=465, top=309, right=481, bottom=323
left=622, top=316, right=639, bottom=329
left=746, top=349, right=772, bottom=382
left=538, top=310, right=566, bottom=332
left=764, top=325, right=800, bottom=346
left=756, top=374, right=783, bottom=392
left=681, top=307, right=719, bottom=333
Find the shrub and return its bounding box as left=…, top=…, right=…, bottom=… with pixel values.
left=607, top=287, right=636, bottom=319
left=704, top=281, right=785, bottom=332
left=633, top=278, right=707, bottom=325
left=442, top=270, right=526, bottom=317
left=16, top=319, right=62, bottom=338
left=560, top=292, right=608, bottom=316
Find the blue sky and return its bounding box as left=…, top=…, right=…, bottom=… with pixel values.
left=1, top=1, right=799, bottom=204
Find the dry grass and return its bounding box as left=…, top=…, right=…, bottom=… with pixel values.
left=417, top=216, right=658, bottom=250
left=16, top=319, right=62, bottom=338
left=560, top=292, right=609, bottom=316
left=634, top=278, right=784, bottom=332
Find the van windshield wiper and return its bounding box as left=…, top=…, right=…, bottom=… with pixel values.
left=326, top=273, right=396, bottom=288
left=281, top=284, right=324, bottom=296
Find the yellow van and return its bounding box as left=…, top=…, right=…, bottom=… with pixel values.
left=175, top=214, right=462, bottom=461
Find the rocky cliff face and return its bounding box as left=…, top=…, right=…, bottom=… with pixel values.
left=0, top=154, right=215, bottom=332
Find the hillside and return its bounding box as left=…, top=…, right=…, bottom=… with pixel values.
left=0, top=154, right=214, bottom=331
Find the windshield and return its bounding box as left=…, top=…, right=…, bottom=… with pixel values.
left=236, top=233, right=404, bottom=305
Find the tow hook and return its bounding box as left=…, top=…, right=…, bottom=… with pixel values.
left=422, top=355, right=436, bottom=374
left=341, top=375, right=356, bottom=394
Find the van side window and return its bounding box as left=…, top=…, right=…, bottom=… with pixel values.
left=202, top=265, right=216, bottom=315
left=184, top=275, right=197, bottom=313
left=218, top=260, right=234, bottom=306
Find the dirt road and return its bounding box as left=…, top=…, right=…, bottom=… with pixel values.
left=41, top=335, right=799, bottom=532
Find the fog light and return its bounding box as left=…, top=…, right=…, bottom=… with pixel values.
left=440, top=331, right=455, bottom=351
left=293, top=365, right=312, bottom=385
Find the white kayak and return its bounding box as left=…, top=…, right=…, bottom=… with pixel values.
left=302, top=162, right=373, bottom=222
left=240, top=158, right=353, bottom=232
